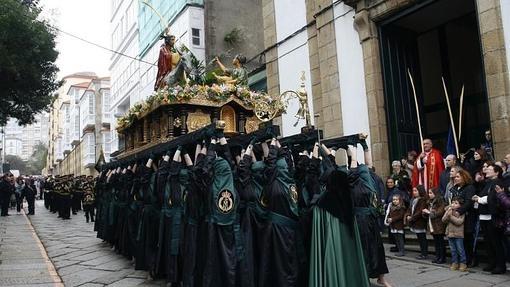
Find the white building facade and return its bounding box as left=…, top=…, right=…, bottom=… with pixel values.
left=2, top=114, right=50, bottom=161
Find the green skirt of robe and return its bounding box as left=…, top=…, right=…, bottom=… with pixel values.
left=309, top=206, right=370, bottom=287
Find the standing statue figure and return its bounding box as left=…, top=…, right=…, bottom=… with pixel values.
left=294, top=72, right=311, bottom=127
left=213, top=54, right=248, bottom=86
left=154, top=30, right=182, bottom=90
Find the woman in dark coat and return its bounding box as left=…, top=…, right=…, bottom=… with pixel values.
left=472, top=164, right=507, bottom=274
left=450, top=169, right=477, bottom=267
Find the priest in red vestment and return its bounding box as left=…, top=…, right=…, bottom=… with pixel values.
left=412, top=139, right=445, bottom=191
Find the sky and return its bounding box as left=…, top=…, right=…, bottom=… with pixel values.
left=39, top=0, right=111, bottom=79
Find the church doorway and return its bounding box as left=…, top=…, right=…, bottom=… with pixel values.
left=378, top=0, right=490, bottom=160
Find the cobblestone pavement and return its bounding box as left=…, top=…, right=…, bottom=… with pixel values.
left=2, top=200, right=510, bottom=286
left=28, top=200, right=164, bottom=287
left=0, top=206, right=62, bottom=287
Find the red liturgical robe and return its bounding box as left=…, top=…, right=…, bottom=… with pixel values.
left=412, top=149, right=445, bottom=190
left=154, top=44, right=172, bottom=90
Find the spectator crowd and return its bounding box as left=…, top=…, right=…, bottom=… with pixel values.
left=383, top=130, right=510, bottom=274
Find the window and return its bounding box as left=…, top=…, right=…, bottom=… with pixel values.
left=74, top=114, right=80, bottom=136
left=102, top=90, right=111, bottom=113
left=103, top=131, right=112, bottom=154
left=88, top=94, right=94, bottom=115
left=65, top=105, right=70, bottom=122
left=192, top=28, right=200, bottom=46
left=85, top=133, right=95, bottom=155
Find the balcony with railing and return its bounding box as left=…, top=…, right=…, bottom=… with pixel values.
left=81, top=114, right=95, bottom=133
left=80, top=91, right=95, bottom=134
left=101, top=112, right=112, bottom=128
left=83, top=153, right=96, bottom=168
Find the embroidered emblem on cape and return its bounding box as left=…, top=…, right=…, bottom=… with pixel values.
left=217, top=190, right=234, bottom=213
left=260, top=195, right=268, bottom=207
left=290, top=184, right=298, bottom=203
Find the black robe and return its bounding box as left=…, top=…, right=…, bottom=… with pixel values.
left=115, top=170, right=134, bottom=258
left=182, top=153, right=207, bottom=287
left=195, top=144, right=241, bottom=287
left=350, top=164, right=389, bottom=278
left=155, top=160, right=188, bottom=282
left=258, top=146, right=300, bottom=287
left=129, top=167, right=145, bottom=270
left=135, top=165, right=160, bottom=272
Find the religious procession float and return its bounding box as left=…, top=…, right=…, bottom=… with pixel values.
left=109, top=30, right=360, bottom=164
left=94, top=27, right=389, bottom=287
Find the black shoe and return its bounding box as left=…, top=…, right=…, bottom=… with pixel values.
left=436, top=258, right=446, bottom=264
left=491, top=268, right=506, bottom=274
left=390, top=247, right=398, bottom=252
left=395, top=253, right=405, bottom=257
left=432, top=259, right=439, bottom=264
left=468, top=258, right=479, bottom=268
left=416, top=255, right=428, bottom=260
left=483, top=266, right=495, bottom=272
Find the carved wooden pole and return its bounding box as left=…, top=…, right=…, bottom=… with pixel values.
left=143, top=117, right=149, bottom=144
left=167, top=108, right=174, bottom=138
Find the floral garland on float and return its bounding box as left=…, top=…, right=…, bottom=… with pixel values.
left=116, top=83, right=286, bottom=132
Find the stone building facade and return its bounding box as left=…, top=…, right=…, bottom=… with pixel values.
left=263, top=0, right=510, bottom=175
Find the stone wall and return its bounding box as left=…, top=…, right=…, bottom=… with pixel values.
left=261, top=0, right=281, bottom=127
left=476, top=0, right=510, bottom=160
left=305, top=0, right=343, bottom=138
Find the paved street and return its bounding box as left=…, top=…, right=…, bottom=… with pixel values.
left=1, top=200, right=510, bottom=287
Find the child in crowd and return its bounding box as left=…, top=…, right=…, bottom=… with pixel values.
left=423, top=188, right=446, bottom=264
left=386, top=194, right=406, bottom=256
left=442, top=197, right=467, bottom=272
left=406, top=185, right=428, bottom=259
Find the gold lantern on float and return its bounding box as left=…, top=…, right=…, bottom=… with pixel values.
left=220, top=105, right=237, bottom=135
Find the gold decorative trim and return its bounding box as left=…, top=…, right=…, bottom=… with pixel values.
left=186, top=110, right=211, bottom=132
left=245, top=116, right=261, bottom=134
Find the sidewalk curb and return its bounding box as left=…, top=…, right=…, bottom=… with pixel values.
left=23, top=210, right=64, bottom=287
